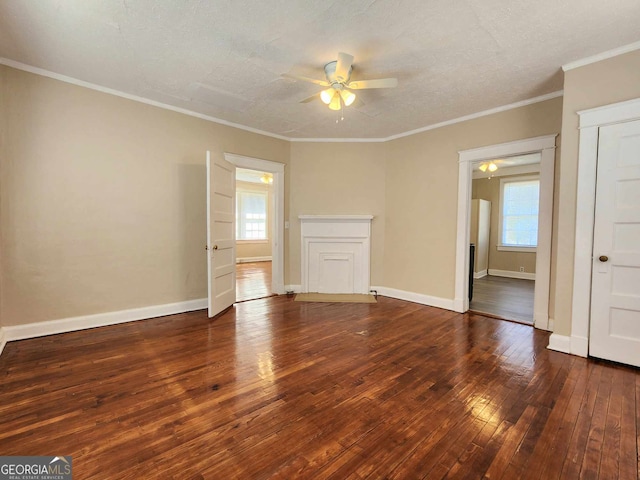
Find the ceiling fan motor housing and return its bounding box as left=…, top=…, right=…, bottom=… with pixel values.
left=324, top=60, right=352, bottom=85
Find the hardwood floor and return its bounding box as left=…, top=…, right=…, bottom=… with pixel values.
left=470, top=275, right=535, bottom=324
left=1, top=296, right=638, bottom=479
left=236, top=261, right=273, bottom=302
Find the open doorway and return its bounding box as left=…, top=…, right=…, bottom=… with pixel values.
left=468, top=154, right=540, bottom=324
left=455, top=135, right=557, bottom=331
left=224, top=153, right=285, bottom=301
left=235, top=167, right=275, bottom=302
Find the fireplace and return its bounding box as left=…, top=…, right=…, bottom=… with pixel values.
left=299, top=215, right=373, bottom=294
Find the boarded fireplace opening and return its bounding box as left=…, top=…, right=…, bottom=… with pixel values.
left=299, top=215, right=373, bottom=294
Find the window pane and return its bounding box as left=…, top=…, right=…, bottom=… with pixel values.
left=502, top=179, right=539, bottom=247
left=236, top=191, right=267, bottom=240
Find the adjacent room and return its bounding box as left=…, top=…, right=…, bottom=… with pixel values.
left=1, top=1, right=639, bottom=478
left=469, top=154, right=540, bottom=324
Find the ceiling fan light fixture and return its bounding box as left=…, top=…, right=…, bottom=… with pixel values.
left=479, top=162, right=498, bottom=173
left=340, top=89, right=356, bottom=106
left=328, top=94, right=342, bottom=111
left=320, top=88, right=334, bottom=105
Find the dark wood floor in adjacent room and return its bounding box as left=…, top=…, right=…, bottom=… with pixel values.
left=470, top=275, right=535, bottom=324
left=1, top=296, right=638, bottom=479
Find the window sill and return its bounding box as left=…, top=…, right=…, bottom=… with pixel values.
left=237, top=239, right=269, bottom=244
left=497, top=245, right=537, bottom=253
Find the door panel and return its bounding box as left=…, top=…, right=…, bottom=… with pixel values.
left=589, top=119, right=640, bottom=367
left=206, top=151, right=236, bottom=318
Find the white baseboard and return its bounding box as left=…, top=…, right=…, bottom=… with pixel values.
left=3, top=298, right=207, bottom=343
left=474, top=269, right=488, bottom=279
left=285, top=285, right=302, bottom=293
left=570, top=335, right=589, bottom=357
left=547, top=333, right=571, bottom=353
left=371, top=286, right=455, bottom=311
left=488, top=269, right=536, bottom=280
left=547, top=333, right=589, bottom=358
left=0, top=327, right=6, bottom=356
left=236, top=256, right=272, bottom=264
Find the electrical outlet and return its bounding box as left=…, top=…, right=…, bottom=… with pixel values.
left=519, top=266, right=525, bottom=272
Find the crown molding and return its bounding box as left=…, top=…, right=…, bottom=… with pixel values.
left=562, top=40, right=640, bottom=72
left=380, top=91, right=564, bottom=142
left=1, top=57, right=562, bottom=143
left=0, top=57, right=290, bottom=142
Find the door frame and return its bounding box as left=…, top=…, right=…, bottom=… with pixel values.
left=570, top=97, right=640, bottom=357
left=454, top=134, right=557, bottom=330
left=224, top=152, right=285, bottom=295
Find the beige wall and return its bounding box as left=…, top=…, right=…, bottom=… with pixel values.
left=0, top=65, right=289, bottom=327
left=472, top=174, right=537, bottom=274
left=384, top=97, right=562, bottom=301
left=288, top=142, right=387, bottom=286
left=236, top=180, right=272, bottom=260
left=5, top=48, right=637, bottom=337
left=553, top=49, right=640, bottom=336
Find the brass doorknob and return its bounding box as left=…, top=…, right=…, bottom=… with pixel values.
left=213, top=245, right=218, bottom=250
left=598, top=255, right=609, bottom=262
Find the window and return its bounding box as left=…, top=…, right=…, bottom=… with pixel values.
left=498, top=176, right=539, bottom=251
left=236, top=190, right=267, bottom=240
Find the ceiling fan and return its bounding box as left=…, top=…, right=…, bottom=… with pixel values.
left=282, top=52, right=398, bottom=111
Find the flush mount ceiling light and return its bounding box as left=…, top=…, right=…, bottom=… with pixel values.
left=282, top=52, right=398, bottom=113
left=479, top=162, right=498, bottom=173
left=260, top=173, right=273, bottom=184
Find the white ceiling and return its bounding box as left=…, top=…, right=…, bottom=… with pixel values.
left=1, top=1, right=639, bottom=140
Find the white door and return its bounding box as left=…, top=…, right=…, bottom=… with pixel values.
left=206, top=151, right=236, bottom=317
left=589, top=119, right=640, bottom=367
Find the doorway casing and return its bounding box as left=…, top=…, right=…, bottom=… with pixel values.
left=562, top=97, right=640, bottom=357
left=455, top=134, right=557, bottom=330
left=224, top=153, right=285, bottom=295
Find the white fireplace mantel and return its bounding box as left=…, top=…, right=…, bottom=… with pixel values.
left=299, top=215, right=373, bottom=294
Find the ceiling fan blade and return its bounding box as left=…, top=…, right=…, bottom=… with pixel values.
left=299, top=93, right=320, bottom=103
left=335, top=52, right=354, bottom=83
left=281, top=73, right=330, bottom=87
left=347, top=78, right=398, bottom=90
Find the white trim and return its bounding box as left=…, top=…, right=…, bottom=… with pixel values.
left=371, top=286, right=456, bottom=311
left=474, top=269, right=488, bottom=279
left=572, top=97, right=640, bottom=359
left=562, top=40, right=640, bottom=72
left=2, top=298, right=207, bottom=343
left=547, top=334, right=571, bottom=354
left=224, top=153, right=285, bottom=295
left=2, top=57, right=562, bottom=144
left=0, top=328, right=6, bottom=356
left=496, top=246, right=537, bottom=253
left=290, top=137, right=387, bottom=143
left=488, top=269, right=536, bottom=281
left=236, top=256, right=272, bottom=263
left=0, top=58, right=290, bottom=142
left=570, top=335, right=589, bottom=357
left=298, top=215, right=374, bottom=221
left=382, top=92, right=564, bottom=142
left=578, top=97, right=640, bottom=128
left=456, top=134, right=557, bottom=328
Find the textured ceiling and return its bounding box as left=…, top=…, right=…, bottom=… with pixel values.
left=1, top=0, right=639, bottom=139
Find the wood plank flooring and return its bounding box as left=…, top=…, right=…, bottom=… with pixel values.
left=236, top=261, right=273, bottom=302
left=470, top=275, right=535, bottom=324
left=1, top=296, right=638, bottom=479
